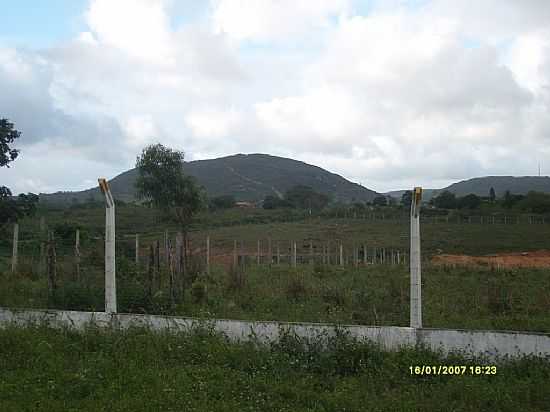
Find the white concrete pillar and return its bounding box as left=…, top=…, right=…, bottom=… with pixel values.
left=99, top=178, right=116, bottom=314
left=410, top=187, right=422, bottom=328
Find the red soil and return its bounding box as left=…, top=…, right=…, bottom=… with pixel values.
left=432, top=250, right=550, bottom=268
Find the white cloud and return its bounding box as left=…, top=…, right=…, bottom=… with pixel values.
left=85, top=0, right=174, bottom=62
left=2, top=0, right=550, bottom=195
left=211, top=0, right=350, bottom=43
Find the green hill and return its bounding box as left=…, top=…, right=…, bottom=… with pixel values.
left=441, top=176, right=550, bottom=197
left=39, top=153, right=378, bottom=205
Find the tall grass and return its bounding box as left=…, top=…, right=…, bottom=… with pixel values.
left=0, top=325, right=549, bottom=411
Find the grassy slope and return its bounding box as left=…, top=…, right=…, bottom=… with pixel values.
left=1, top=326, right=549, bottom=412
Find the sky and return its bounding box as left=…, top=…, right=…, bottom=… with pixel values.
left=1, top=0, right=550, bottom=195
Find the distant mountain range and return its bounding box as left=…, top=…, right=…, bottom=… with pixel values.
left=385, top=176, right=550, bottom=201
left=39, top=153, right=379, bottom=205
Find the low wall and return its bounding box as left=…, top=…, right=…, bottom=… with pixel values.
left=1, top=307, right=549, bottom=361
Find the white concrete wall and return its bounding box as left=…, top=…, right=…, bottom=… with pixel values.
left=1, top=307, right=549, bottom=361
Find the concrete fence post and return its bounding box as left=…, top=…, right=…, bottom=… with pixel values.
left=257, top=239, right=261, bottom=265
left=292, top=241, right=297, bottom=268
left=233, top=240, right=238, bottom=267
left=339, top=243, right=344, bottom=267
left=11, top=222, right=18, bottom=274
left=410, top=186, right=422, bottom=328
left=98, top=178, right=117, bottom=314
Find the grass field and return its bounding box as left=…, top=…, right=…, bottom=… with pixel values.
left=1, top=325, right=549, bottom=411
left=4, top=205, right=550, bottom=258
left=2, top=263, right=549, bottom=333
left=1, top=206, right=550, bottom=333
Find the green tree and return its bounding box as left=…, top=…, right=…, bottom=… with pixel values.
left=262, top=195, right=291, bottom=209
left=209, top=195, right=236, bottom=210
left=401, top=191, right=412, bottom=209
left=458, top=193, right=481, bottom=209
left=0, top=119, right=37, bottom=227
left=135, top=143, right=205, bottom=276
left=432, top=191, right=457, bottom=209
left=372, top=195, right=388, bottom=207
left=489, top=187, right=496, bottom=203
left=0, top=118, right=20, bottom=167
left=285, top=185, right=329, bottom=212
left=518, top=191, right=550, bottom=214
left=502, top=190, right=513, bottom=208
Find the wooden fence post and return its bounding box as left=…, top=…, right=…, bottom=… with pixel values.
left=164, top=230, right=169, bottom=266
left=176, top=232, right=183, bottom=295
left=257, top=239, right=261, bottom=265
left=47, top=230, right=56, bottom=295
left=75, top=229, right=81, bottom=281
left=276, top=241, right=280, bottom=265
left=268, top=237, right=272, bottom=264
left=39, top=216, right=46, bottom=275
left=155, top=240, right=161, bottom=289
left=363, top=244, right=367, bottom=265
left=309, top=240, right=314, bottom=265
left=148, top=244, right=154, bottom=299
left=135, top=234, right=139, bottom=266
left=11, top=222, right=18, bottom=274
left=206, top=235, right=210, bottom=274
left=233, top=240, right=238, bottom=267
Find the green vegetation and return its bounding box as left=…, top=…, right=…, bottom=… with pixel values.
left=1, top=325, right=549, bottom=411
left=2, top=262, right=550, bottom=333
left=2, top=203, right=550, bottom=334
left=0, top=118, right=39, bottom=227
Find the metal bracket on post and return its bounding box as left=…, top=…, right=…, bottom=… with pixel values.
left=99, top=178, right=117, bottom=314
left=410, top=187, right=422, bottom=328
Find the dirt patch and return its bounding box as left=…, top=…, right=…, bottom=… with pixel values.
left=432, top=250, right=550, bottom=268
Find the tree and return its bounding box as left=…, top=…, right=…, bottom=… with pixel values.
left=502, top=190, right=524, bottom=209
left=518, top=191, right=550, bottom=214
left=457, top=193, right=481, bottom=209
left=432, top=191, right=457, bottom=209
left=401, top=191, right=412, bottom=209
left=489, top=187, right=496, bottom=203
left=285, top=185, right=329, bottom=211
left=262, top=195, right=291, bottom=209
left=0, top=118, right=20, bottom=167
left=502, top=190, right=513, bottom=208
left=372, top=195, right=388, bottom=207
left=0, top=118, right=37, bottom=227
left=0, top=189, right=38, bottom=226
left=209, top=195, right=236, bottom=210
left=135, top=144, right=205, bottom=279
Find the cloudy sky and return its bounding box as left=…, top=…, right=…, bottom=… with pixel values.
left=1, top=0, right=550, bottom=195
